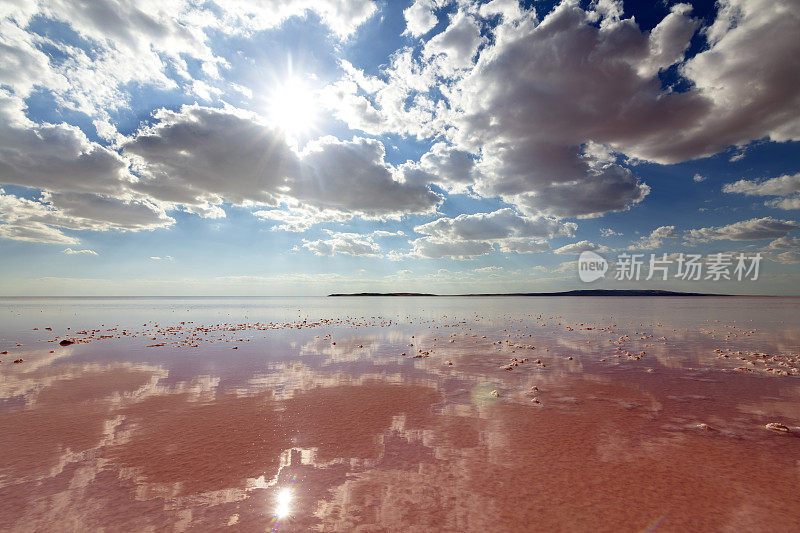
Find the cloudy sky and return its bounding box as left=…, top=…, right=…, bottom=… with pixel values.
left=1, top=0, right=799, bottom=295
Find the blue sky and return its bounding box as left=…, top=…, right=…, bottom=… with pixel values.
left=1, top=0, right=799, bottom=295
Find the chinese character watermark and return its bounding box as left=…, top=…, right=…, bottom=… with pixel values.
left=577, top=252, right=761, bottom=282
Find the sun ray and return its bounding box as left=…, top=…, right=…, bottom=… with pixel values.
left=268, top=77, right=317, bottom=137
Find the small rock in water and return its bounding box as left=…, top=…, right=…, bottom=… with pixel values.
left=59, top=339, right=74, bottom=346
left=765, top=422, right=791, bottom=433
left=490, top=389, right=499, bottom=398
left=696, top=423, right=713, bottom=431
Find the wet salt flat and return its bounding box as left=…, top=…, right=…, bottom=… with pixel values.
left=1, top=296, right=799, bottom=532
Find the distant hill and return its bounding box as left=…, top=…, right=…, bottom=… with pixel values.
left=328, top=290, right=727, bottom=297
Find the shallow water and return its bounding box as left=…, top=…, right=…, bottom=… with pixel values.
left=1, top=296, right=799, bottom=532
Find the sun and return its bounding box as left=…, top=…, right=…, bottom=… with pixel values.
left=268, top=77, right=317, bottom=136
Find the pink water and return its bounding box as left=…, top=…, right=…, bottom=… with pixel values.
left=1, top=297, right=798, bottom=531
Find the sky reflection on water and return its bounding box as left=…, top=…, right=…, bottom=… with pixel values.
left=1, top=297, right=799, bottom=531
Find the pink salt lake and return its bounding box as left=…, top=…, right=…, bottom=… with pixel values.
left=1, top=296, right=799, bottom=532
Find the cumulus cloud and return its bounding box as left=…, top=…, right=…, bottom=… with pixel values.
left=0, top=0, right=375, bottom=117
left=0, top=222, right=78, bottom=245
left=504, top=165, right=650, bottom=218
left=406, top=237, right=494, bottom=260
left=443, top=2, right=696, bottom=216
left=0, top=189, right=172, bottom=245
left=762, top=235, right=800, bottom=264
left=628, top=225, right=679, bottom=250
left=553, top=241, right=613, bottom=255
left=217, top=0, right=377, bottom=38
left=723, top=172, right=800, bottom=210
left=414, top=208, right=575, bottom=241
left=302, top=230, right=381, bottom=257
left=0, top=92, right=131, bottom=196
left=693, top=174, right=706, bottom=183
left=477, top=0, right=523, bottom=22
left=124, top=105, right=441, bottom=219
left=685, top=217, right=799, bottom=243
left=401, top=142, right=478, bottom=193
left=0, top=91, right=174, bottom=244
left=253, top=207, right=350, bottom=232
left=4, top=0, right=800, bottom=266
left=0, top=0, right=220, bottom=116
left=325, top=0, right=800, bottom=220
left=407, top=208, right=572, bottom=259
left=423, top=11, right=484, bottom=71
left=320, top=53, right=445, bottom=139
left=766, top=235, right=800, bottom=251
left=497, top=239, right=551, bottom=254
left=63, top=248, right=98, bottom=255
left=403, top=0, right=438, bottom=37
left=769, top=250, right=800, bottom=264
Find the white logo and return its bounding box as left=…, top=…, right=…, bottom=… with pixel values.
left=578, top=251, right=608, bottom=282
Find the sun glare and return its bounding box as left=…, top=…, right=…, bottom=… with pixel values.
left=269, top=78, right=317, bottom=136
left=274, top=487, right=293, bottom=519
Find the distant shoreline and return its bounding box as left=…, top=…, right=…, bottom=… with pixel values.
left=0, top=291, right=792, bottom=298
left=328, top=290, right=733, bottom=297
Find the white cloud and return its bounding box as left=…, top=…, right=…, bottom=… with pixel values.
left=414, top=208, right=575, bottom=241
left=628, top=225, right=679, bottom=250
left=0, top=92, right=131, bottom=196
left=406, top=237, right=494, bottom=260
left=0, top=0, right=375, bottom=121
left=477, top=0, right=523, bottom=22
left=63, top=248, right=98, bottom=255
left=766, top=235, right=800, bottom=250
left=326, top=0, right=800, bottom=220
left=497, top=239, right=551, bottom=254
left=474, top=266, right=502, bottom=272
left=320, top=52, right=444, bottom=139
left=723, top=173, right=800, bottom=196
left=693, top=174, right=706, bottom=183
left=253, top=206, right=350, bottom=232
left=302, top=231, right=381, bottom=257
left=0, top=92, right=173, bottom=243
left=767, top=197, right=800, bottom=210
left=553, top=241, right=613, bottom=255
left=401, top=142, right=478, bottom=193
left=0, top=189, right=172, bottom=245
left=770, top=250, right=800, bottom=264
left=406, top=208, right=571, bottom=259
left=0, top=222, right=78, bottom=245
left=423, top=11, right=484, bottom=71
left=763, top=235, right=800, bottom=264
left=217, top=0, right=377, bottom=38
left=124, top=105, right=441, bottom=219
left=372, top=230, right=405, bottom=237
left=685, top=217, right=799, bottom=243
left=501, top=165, right=651, bottom=218
left=403, top=0, right=438, bottom=37
left=723, top=172, right=800, bottom=210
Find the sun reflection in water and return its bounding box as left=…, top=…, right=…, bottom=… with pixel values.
left=269, top=477, right=298, bottom=531
left=275, top=487, right=293, bottom=519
